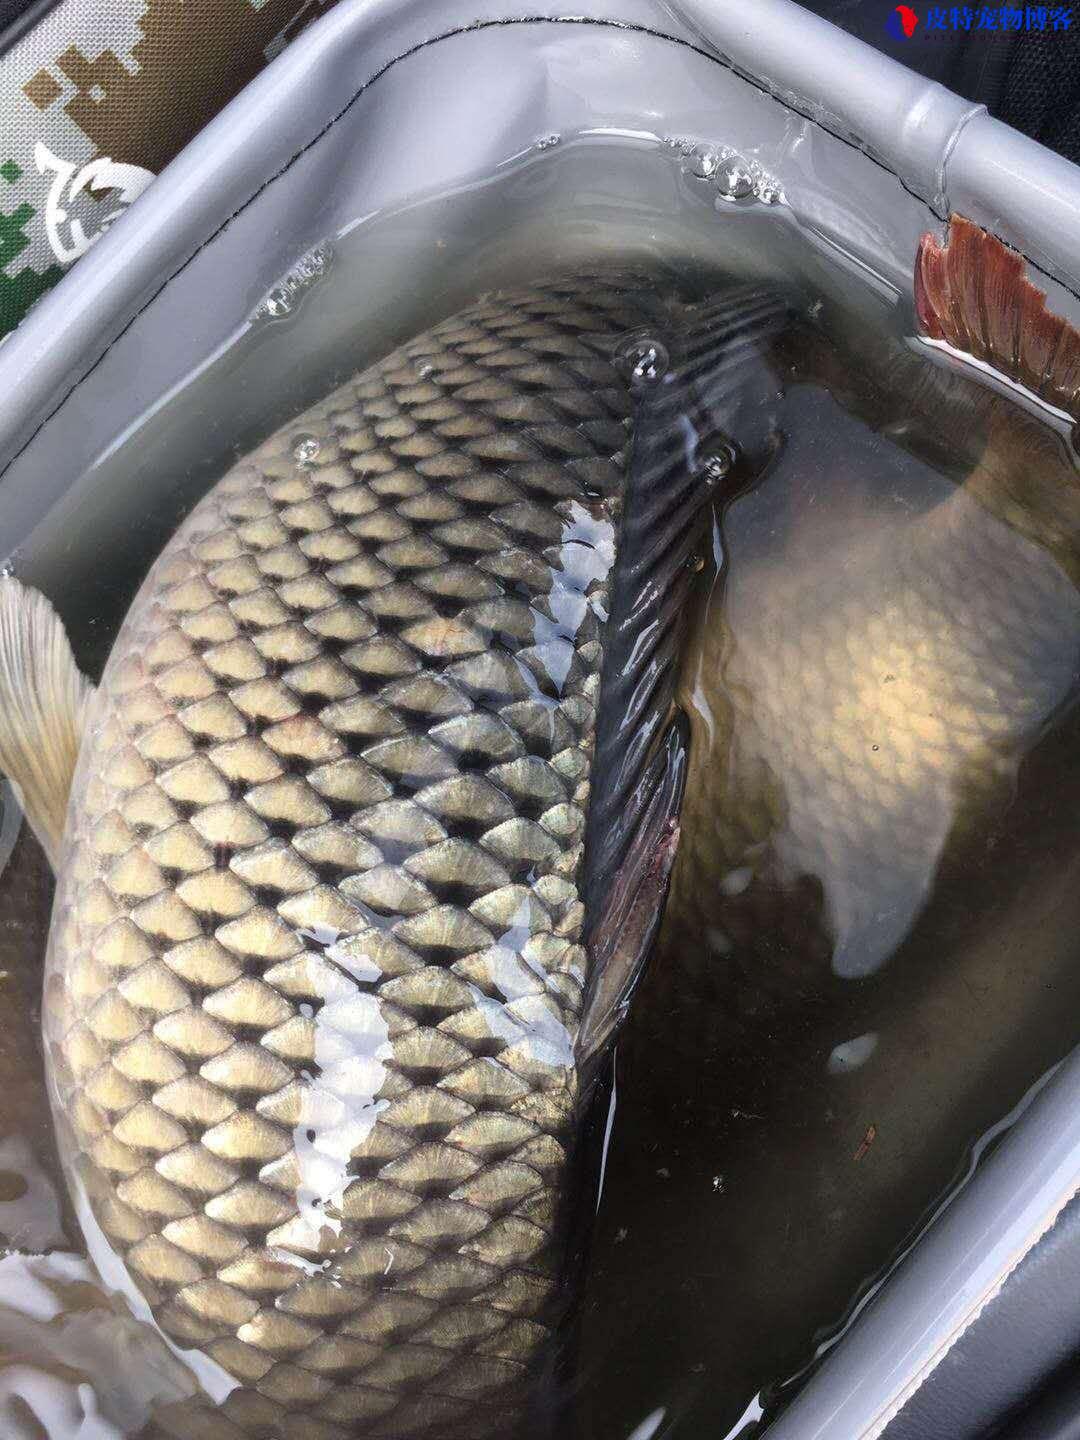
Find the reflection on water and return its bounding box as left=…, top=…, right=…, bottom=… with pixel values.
left=682, top=382, right=1078, bottom=982
left=0, top=1248, right=202, bottom=1438
left=580, top=332, right=1080, bottom=1437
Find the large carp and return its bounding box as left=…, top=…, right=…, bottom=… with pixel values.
left=0, top=273, right=784, bottom=1438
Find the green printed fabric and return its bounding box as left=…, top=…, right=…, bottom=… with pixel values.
left=0, top=0, right=341, bottom=338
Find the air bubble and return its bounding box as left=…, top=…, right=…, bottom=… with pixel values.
left=252, top=240, right=334, bottom=323
left=671, top=136, right=784, bottom=206
left=292, top=434, right=321, bottom=466
left=263, top=287, right=292, bottom=318
left=715, top=159, right=755, bottom=202
left=756, top=176, right=784, bottom=205
left=701, top=442, right=737, bottom=484
left=294, top=247, right=332, bottom=282
left=688, top=144, right=720, bottom=179
left=617, top=336, right=670, bottom=387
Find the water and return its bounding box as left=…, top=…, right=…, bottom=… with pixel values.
left=1, top=128, right=1079, bottom=1438
left=578, top=326, right=1080, bottom=1435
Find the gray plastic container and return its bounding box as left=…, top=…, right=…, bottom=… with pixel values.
left=2, top=2, right=1080, bottom=1435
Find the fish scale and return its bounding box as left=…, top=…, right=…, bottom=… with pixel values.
left=38, top=277, right=675, bottom=1438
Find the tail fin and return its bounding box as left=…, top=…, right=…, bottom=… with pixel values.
left=0, top=578, right=92, bottom=869
left=915, top=215, right=1080, bottom=419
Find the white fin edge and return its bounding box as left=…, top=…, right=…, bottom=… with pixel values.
left=0, top=578, right=92, bottom=870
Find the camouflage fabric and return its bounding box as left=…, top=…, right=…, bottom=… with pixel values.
left=0, top=0, right=342, bottom=339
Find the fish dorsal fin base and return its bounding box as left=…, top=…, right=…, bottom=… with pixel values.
left=0, top=578, right=92, bottom=870
left=576, top=715, right=688, bottom=1078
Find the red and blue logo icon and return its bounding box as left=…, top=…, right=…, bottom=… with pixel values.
left=888, top=5, right=1071, bottom=34
left=887, top=4, right=921, bottom=35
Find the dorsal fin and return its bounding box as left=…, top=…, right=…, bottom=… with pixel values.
left=0, top=578, right=92, bottom=869
left=576, top=285, right=792, bottom=1080
left=582, top=284, right=792, bottom=903
left=577, top=716, right=686, bottom=1077
left=915, top=215, right=1080, bottom=419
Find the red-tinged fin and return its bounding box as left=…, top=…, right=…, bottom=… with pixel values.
left=915, top=214, right=1080, bottom=419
